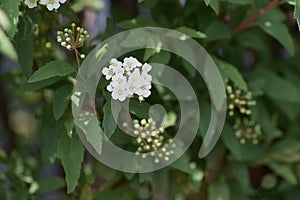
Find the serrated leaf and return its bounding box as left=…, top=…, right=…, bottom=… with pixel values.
left=256, top=20, right=295, bottom=56
left=41, top=121, right=65, bottom=164
left=0, top=28, right=17, bottom=60
left=57, top=133, right=84, bottom=193
left=17, top=77, right=63, bottom=94
left=103, top=100, right=121, bottom=139
left=0, top=0, right=21, bottom=37
left=295, top=0, right=300, bottom=31
left=74, top=109, right=102, bottom=155
left=53, top=84, right=73, bottom=120
left=175, top=26, right=206, bottom=39
left=28, top=61, right=75, bottom=83
left=213, top=57, right=248, bottom=90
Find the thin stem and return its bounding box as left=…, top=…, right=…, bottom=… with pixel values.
left=232, top=0, right=280, bottom=34
left=74, top=48, right=81, bottom=71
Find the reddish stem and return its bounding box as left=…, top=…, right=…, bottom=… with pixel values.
left=232, top=0, right=279, bottom=34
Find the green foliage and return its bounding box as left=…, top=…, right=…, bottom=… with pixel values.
left=57, top=133, right=84, bottom=193
left=103, top=100, right=121, bottom=138
left=1, top=0, right=300, bottom=199
left=0, top=0, right=21, bottom=37
left=28, top=60, right=75, bottom=82
left=0, top=28, right=17, bottom=60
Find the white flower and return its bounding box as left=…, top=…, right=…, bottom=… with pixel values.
left=102, top=66, right=115, bottom=80
left=127, top=81, right=138, bottom=95
left=112, top=85, right=128, bottom=101
left=142, top=63, right=152, bottom=72
left=107, top=82, right=114, bottom=92
left=135, top=83, right=151, bottom=98
left=113, top=65, right=124, bottom=75
left=24, top=0, right=38, bottom=8
left=141, top=71, right=152, bottom=82
left=110, top=58, right=122, bottom=67
left=111, top=74, right=127, bottom=87
left=123, top=56, right=142, bottom=71
left=40, top=0, right=60, bottom=11
left=105, top=56, right=153, bottom=101
left=59, top=0, right=67, bottom=3
left=128, top=69, right=141, bottom=83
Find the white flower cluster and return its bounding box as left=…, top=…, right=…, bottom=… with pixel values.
left=24, top=0, right=67, bottom=11
left=102, top=57, right=152, bottom=101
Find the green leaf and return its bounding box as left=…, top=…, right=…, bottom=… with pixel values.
left=171, top=155, right=194, bottom=174
left=175, top=26, right=207, bottom=39
left=208, top=174, right=230, bottom=200
left=36, top=177, right=65, bottom=194
left=58, top=4, right=79, bottom=22
left=14, top=15, right=34, bottom=77
left=57, top=133, right=84, bottom=193
left=103, top=100, right=121, bottom=138
left=252, top=102, right=282, bottom=141
left=0, top=28, right=17, bottom=60
left=149, top=51, right=171, bottom=64
left=269, top=163, right=298, bottom=185
left=17, top=77, right=63, bottom=94
left=230, top=162, right=253, bottom=194
left=213, top=57, right=248, bottom=90
left=204, top=0, right=219, bottom=15
left=53, top=84, right=73, bottom=120
left=261, top=71, right=300, bottom=103
left=205, top=20, right=231, bottom=41
left=0, top=0, right=21, bottom=37
left=256, top=20, right=295, bottom=56
left=28, top=61, right=75, bottom=83
left=129, top=99, right=151, bottom=119
left=74, top=109, right=103, bottom=155
left=221, top=123, right=242, bottom=160
left=41, top=121, right=65, bottom=164
left=295, top=0, right=300, bottom=31
left=0, top=9, right=10, bottom=30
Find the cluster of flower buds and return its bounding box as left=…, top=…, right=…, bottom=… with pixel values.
left=233, top=118, right=262, bottom=145
left=57, top=23, right=89, bottom=59
left=226, top=85, right=256, bottom=117
left=24, top=0, right=67, bottom=11
left=102, top=57, right=152, bottom=102
left=128, top=118, right=175, bottom=164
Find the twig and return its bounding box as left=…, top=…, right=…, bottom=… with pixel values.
left=232, top=0, right=280, bottom=34
left=74, top=48, right=81, bottom=71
